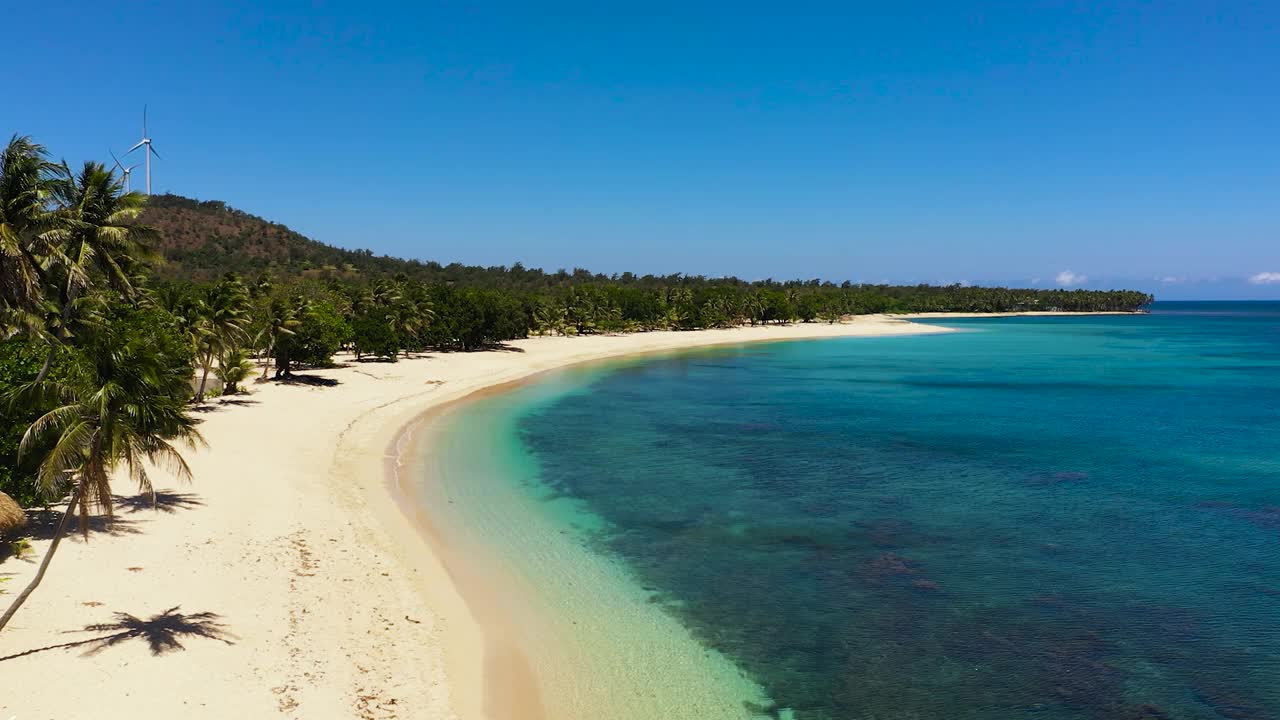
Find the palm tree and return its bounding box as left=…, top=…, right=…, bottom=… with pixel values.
left=0, top=136, right=59, bottom=328
left=250, top=273, right=274, bottom=300
left=257, top=297, right=300, bottom=379
left=398, top=284, right=435, bottom=352
left=0, top=323, right=203, bottom=633
left=193, top=276, right=250, bottom=401
left=33, top=162, right=154, bottom=382
left=191, top=317, right=218, bottom=401
left=387, top=297, right=433, bottom=357
left=664, top=288, right=693, bottom=329
left=530, top=297, right=562, bottom=336
left=745, top=292, right=766, bottom=325
left=214, top=347, right=254, bottom=395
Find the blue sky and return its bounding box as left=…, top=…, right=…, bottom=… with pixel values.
left=4, top=2, right=1278, bottom=298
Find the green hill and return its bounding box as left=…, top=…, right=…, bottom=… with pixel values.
left=142, top=194, right=645, bottom=288
left=142, top=194, right=413, bottom=282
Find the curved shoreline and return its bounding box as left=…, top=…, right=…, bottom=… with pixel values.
left=372, top=317, right=958, bottom=720
left=1, top=316, right=960, bottom=719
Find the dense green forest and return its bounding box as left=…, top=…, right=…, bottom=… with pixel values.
left=2, top=135, right=1153, bottom=512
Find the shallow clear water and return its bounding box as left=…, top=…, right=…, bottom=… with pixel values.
left=418, top=302, right=1280, bottom=720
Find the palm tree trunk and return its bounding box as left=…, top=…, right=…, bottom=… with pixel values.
left=33, top=344, right=57, bottom=383
left=34, top=284, right=77, bottom=384
left=0, top=487, right=80, bottom=633
left=195, top=360, right=211, bottom=403
left=260, top=342, right=273, bottom=380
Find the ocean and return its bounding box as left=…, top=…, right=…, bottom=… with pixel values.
left=411, top=302, right=1280, bottom=719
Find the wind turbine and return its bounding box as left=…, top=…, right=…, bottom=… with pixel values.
left=126, top=105, right=160, bottom=194
left=109, top=150, right=139, bottom=194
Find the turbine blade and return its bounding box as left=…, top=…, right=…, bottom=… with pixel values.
left=149, top=144, right=161, bottom=159
left=127, top=140, right=145, bottom=153
left=143, top=104, right=148, bottom=135
left=109, top=150, right=123, bottom=171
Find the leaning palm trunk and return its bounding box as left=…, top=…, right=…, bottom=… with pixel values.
left=196, top=363, right=211, bottom=402
left=0, top=487, right=79, bottom=633
left=33, top=310, right=70, bottom=384
left=260, top=342, right=274, bottom=380
left=33, top=276, right=81, bottom=384
left=195, top=352, right=213, bottom=402
left=34, top=345, right=57, bottom=384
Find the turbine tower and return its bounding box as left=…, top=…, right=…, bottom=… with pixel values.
left=126, top=105, right=160, bottom=194
left=109, top=150, right=139, bottom=194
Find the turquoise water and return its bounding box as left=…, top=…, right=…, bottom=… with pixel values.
left=422, top=303, right=1280, bottom=719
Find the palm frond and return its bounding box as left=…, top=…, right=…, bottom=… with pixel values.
left=35, top=420, right=93, bottom=496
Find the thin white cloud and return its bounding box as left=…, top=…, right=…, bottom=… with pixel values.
left=1248, top=272, right=1280, bottom=285
left=1029, top=276, right=1041, bottom=285
left=1159, top=276, right=1184, bottom=284
left=1055, top=270, right=1087, bottom=287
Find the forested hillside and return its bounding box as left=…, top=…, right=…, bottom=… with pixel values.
left=145, top=193, right=639, bottom=285
left=143, top=193, right=395, bottom=280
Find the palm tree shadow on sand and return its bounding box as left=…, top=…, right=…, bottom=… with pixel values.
left=18, top=511, right=143, bottom=542
left=0, top=606, right=235, bottom=662
left=2, top=492, right=203, bottom=561
left=113, top=491, right=205, bottom=514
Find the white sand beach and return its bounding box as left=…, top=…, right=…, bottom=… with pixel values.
left=898, top=311, right=1143, bottom=318
left=0, top=316, right=952, bottom=720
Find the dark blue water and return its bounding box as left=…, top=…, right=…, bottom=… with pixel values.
left=516, top=302, right=1280, bottom=720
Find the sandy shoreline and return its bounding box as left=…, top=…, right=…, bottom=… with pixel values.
left=897, top=310, right=1144, bottom=318
left=2, top=315, right=961, bottom=719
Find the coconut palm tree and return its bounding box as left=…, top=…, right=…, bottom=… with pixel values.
left=745, top=292, right=766, bottom=325
left=32, top=162, right=154, bottom=382
left=0, top=136, right=60, bottom=329
left=0, top=323, right=203, bottom=633
left=530, top=297, right=563, bottom=336
left=193, top=276, right=250, bottom=402
left=257, top=297, right=300, bottom=379
left=191, top=317, right=218, bottom=401
left=214, top=347, right=254, bottom=395
left=397, top=284, right=436, bottom=352
left=250, top=273, right=274, bottom=300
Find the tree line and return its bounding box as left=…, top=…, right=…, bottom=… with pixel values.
left=0, top=134, right=1151, bottom=631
